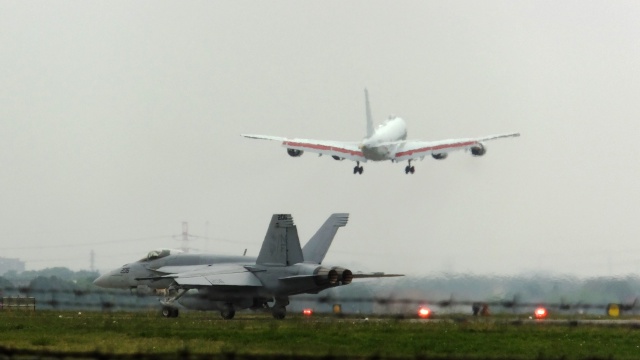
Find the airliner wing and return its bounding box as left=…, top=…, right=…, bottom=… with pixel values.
left=393, top=132, right=520, bottom=162
left=242, top=134, right=367, bottom=162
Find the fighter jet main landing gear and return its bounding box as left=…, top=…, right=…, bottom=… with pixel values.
left=404, top=160, right=415, bottom=174
left=220, top=304, right=236, bottom=320
left=272, top=297, right=289, bottom=320
left=220, top=310, right=236, bottom=319
left=272, top=306, right=286, bottom=320
left=353, top=161, right=363, bottom=175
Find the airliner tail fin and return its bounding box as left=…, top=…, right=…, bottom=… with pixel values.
left=365, top=89, right=374, bottom=138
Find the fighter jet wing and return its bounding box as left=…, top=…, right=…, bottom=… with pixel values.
left=152, top=264, right=263, bottom=287
left=153, top=265, right=213, bottom=274
left=241, top=134, right=367, bottom=162
left=393, top=133, right=520, bottom=162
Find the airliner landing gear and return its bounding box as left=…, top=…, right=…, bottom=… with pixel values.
left=404, top=160, right=415, bottom=174
left=353, top=161, right=364, bottom=175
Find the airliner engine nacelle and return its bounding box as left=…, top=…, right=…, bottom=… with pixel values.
left=432, top=153, right=448, bottom=160
left=287, top=148, right=303, bottom=157
left=332, top=155, right=345, bottom=161
left=470, top=143, right=487, bottom=156
left=331, top=266, right=353, bottom=285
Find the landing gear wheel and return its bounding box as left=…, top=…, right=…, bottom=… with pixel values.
left=162, top=307, right=171, bottom=318
left=272, top=306, right=286, bottom=320
left=162, top=306, right=179, bottom=318
left=353, top=162, right=363, bottom=175
left=404, top=161, right=415, bottom=174
left=221, top=309, right=236, bottom=320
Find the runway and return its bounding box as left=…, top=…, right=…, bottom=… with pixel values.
left=406, top=318, right=640, bottom=327
left=326, top=316, right=640, bottom=327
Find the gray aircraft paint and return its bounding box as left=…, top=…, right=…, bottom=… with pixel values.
left=94, top=213, right=400, bottom=319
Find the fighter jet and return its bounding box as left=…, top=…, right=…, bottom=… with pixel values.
left=93, top=213, right=400, bottom=319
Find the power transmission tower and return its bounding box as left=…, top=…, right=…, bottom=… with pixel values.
left=174, top=221, right=208, bottom=253
left=178, top=221, right=203, bottom=253
left=181, top=222, right=190, bottom=253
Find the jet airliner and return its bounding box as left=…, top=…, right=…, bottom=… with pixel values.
left=242, top=90, right=519, bottom=174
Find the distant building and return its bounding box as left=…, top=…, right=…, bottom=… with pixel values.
left=0, top=257, right=25, bottom=275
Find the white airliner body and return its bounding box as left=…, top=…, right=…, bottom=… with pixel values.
left=242, top=90, right=520, bottom=174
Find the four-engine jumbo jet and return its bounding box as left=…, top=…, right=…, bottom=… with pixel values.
left=93, top=213, right=400, bottom=319
left=242, top=90, right=520, bottom=174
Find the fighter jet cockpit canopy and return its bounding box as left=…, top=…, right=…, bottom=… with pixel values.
left=140, top=248, right=183, bottom=262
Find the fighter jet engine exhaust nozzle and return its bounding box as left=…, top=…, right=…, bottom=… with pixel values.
left=470, top=143, right=486, bottom=156
left=331, top=267, right=353, bottom=285
left=287, top=148, right=304, bottom=157
left=313, top=267, right=339, bottom=285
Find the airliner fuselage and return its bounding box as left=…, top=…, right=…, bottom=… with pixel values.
left=360, top=117, right=408, bottom=161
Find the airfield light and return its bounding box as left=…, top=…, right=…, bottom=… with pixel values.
left=418, top=306, right=431, bottom=319
left=303, top=308, right=313, bottom=317
left=534, top=307, right=547, bottom=319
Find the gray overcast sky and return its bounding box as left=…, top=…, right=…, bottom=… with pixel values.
left=1, top=1, right=639, bottom=277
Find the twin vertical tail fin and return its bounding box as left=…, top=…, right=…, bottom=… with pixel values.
left=256, top=214, right=304, bottom=266
left=256, top=213, right=349, bottom=266
left=365, top=89, right=374, bottom=138
left=302, top=213, right=349, bottom=264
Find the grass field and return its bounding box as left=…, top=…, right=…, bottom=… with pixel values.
left=1, top=310, right=640, bottom=359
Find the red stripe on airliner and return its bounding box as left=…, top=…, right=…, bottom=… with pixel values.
left=395, top=141, right=476, bottom=157
left=283, top=141, right=364, bottom=157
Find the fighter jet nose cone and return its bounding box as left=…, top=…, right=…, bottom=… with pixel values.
left=93, top=274, right=111, bottom=288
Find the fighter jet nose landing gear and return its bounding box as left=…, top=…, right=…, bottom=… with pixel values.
left=161, top=306, right=179, bottom=318
left=160, top=285, right=187, bottom=318
left=404, top=160, right=415, bottom=174
left=353, top=161, right=363, bottom=175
